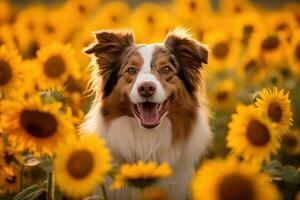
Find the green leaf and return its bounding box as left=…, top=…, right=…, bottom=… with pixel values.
left=14, top=185, right=40, bottom=200
left=263, top=160, right=284, bottom=176
left=22, top=155, right=40, bottom=167
left=282, top=165, right=300, bottom=183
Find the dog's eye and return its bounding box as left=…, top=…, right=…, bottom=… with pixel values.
left=127, top=67, right=136, bottom=74
left=160, top=66, right=171, bottom=74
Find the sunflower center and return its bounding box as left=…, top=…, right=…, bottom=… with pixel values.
left=67, top=150, right=94, bottom=179
left=234, top=6, right=242, bottom=13
left=147, top=16, right=154, bottom=24
left=45, top=24, right=55, bottom=33
left=44, top=55, right=66, bottom=78
left=189, top=0, right=197, bottom=11
left=285, top=136, right=297, bottom=148
left=216, top=91, right=229, bottom=102
left=261, top=36, right=280, bottom=51
left=111, top=15, right=118, bottom=23
left=246, top=120, right=270, bottom=146
left=276, top=23, right=288, bottom=31
left=78, top=4, right=86, bottom=13
left=20, top=110, right=58, bottom=138
left=245, top=60, right=259, bottom=77
left=218, top=174, right=254, bottom=200
left=295, top=43, right=300, bottom=61
left=0, top=38, right=4, bottom=46
left=0, top=60, right=12, bottom=86
left=212, top=42, right=229, bottom=59
left=268, top=102, right=282, bottom=123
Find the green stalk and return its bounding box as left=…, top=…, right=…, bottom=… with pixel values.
left=101, top=184, right=108, bottom=200
left=47, top=171, right=54, bottom=200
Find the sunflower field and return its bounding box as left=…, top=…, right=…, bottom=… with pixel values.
left=0, top=0, right=300, bottom=199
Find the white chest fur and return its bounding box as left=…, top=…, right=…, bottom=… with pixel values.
left=81, top=103, right=212, bottom=200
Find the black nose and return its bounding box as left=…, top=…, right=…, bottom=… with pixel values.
left=138, top=82, right=156, bottom=97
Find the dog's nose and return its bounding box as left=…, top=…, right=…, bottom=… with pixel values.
left=138, top=82, right=156, bottom=97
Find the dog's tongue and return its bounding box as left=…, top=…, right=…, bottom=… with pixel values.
left=140, top=102, right=159, bottom=127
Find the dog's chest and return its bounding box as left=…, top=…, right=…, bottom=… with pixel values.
left=103, top=116, right=181, bottom=165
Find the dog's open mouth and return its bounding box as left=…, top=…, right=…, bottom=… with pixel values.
left=130, top=98, right=171, bottom=129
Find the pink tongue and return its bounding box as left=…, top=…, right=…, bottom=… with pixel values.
left=140, top=103, right=159, bottom=125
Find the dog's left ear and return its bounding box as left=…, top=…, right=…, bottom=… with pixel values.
left=164, top=29, right=208, bottom=94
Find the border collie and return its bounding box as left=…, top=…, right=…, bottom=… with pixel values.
left=81, top=29, right=212, bottom=200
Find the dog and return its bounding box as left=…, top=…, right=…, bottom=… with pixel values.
left=81, top=29, right=212, bottom=200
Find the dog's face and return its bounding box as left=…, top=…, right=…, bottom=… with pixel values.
left=85, top=30, right=208, bottom=130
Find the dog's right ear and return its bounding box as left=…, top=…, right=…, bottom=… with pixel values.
left=84, top=30, right=134, bottom=55
left=84, top=30, right=134, bottom=98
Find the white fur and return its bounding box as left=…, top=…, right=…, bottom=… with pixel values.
left=130, top=45, right=166, bottom=104
left=81, top=103, right=212, bottom=200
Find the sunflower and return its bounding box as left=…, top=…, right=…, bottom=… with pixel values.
left=227, top=105, right=281, bottom=164
left=204, top=30, right=240, bottom=73
left=283, top=129, right=300, bottom=156
left=191, top=157, right=281, bottom=200
left=210, top=79, right=236, bottom=111
left=91, top=1, right=130, bottom=30
left=54, top=134, right=111, bottom=198
left=288, top=30, right=300, bottom=74
left=219, top=0, right=254, bottom=16
left=237, top=53, right=267, bottom=83
left=111, top=161, right=172, bottom=190
left=36, top=42, right=80, bottom=88
left=1, top=94, right=76, bottom=156
left=129, top=3, right=170, bottom=43
left=0, top=45, right=24, bottom=98
left=249, top=33, right=287, bottom=68
left=265, top=11, right=298, bottom=42
left=255, top=88, right=292, bottom=135
left=63, top=0, right=101, bottom=20
left=232, top=12, right=266, bottom=45
left=173, top=0, right=212, bottom=21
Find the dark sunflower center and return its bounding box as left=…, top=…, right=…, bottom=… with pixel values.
left=246, top=120, right=270, bottom=146
left=189, top=0, right=197, bottom=11
left=261, top=36, right=280, bottom=51
left=147, top=16, right=154, bottom=24
left=0, top=60, right=12, bottom=86
left=212, top=42, right=230, bottom=59
left=285, top=136, right=298, bottom=148
left=295, top=43, right=300, bottom=61
left=67, top=150, right=94, bottom=179
left=27, top=22, right=35, bottom=31
left=216, top=91, right=229, bottom=102
left=20, top=110, right=58, bottom=138
left=276, top=23, right=288, bottom=31
left=78, top=4, right=86, bottom=13
left=45, top=24, right=55, bottom=33
left=0, top=38, right=4, bottom=46
left=245, top=60, right=259, bottom=77
left=111, top=15, right=118, bottom=23
left=234, top=5, right=242, bottom=13
left=268, top=102, right=282, bottom=123
left=218, top=174, right=254, bottom=200
left=44, top=55, right=66, bottom=78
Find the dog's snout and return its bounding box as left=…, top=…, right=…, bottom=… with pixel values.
left=138, top=82, right=156, bottom=97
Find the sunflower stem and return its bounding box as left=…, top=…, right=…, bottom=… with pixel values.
left=101, top=184, right=108, bottom=200
left=47, top=171, right=54, bottom=200
left=19, top=164, right=24, bottom=192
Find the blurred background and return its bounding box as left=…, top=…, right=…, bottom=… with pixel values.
left=0, top=0, right=300, bottom=199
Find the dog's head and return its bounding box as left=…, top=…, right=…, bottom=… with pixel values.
left=85, top=29, right=208, bottom=130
